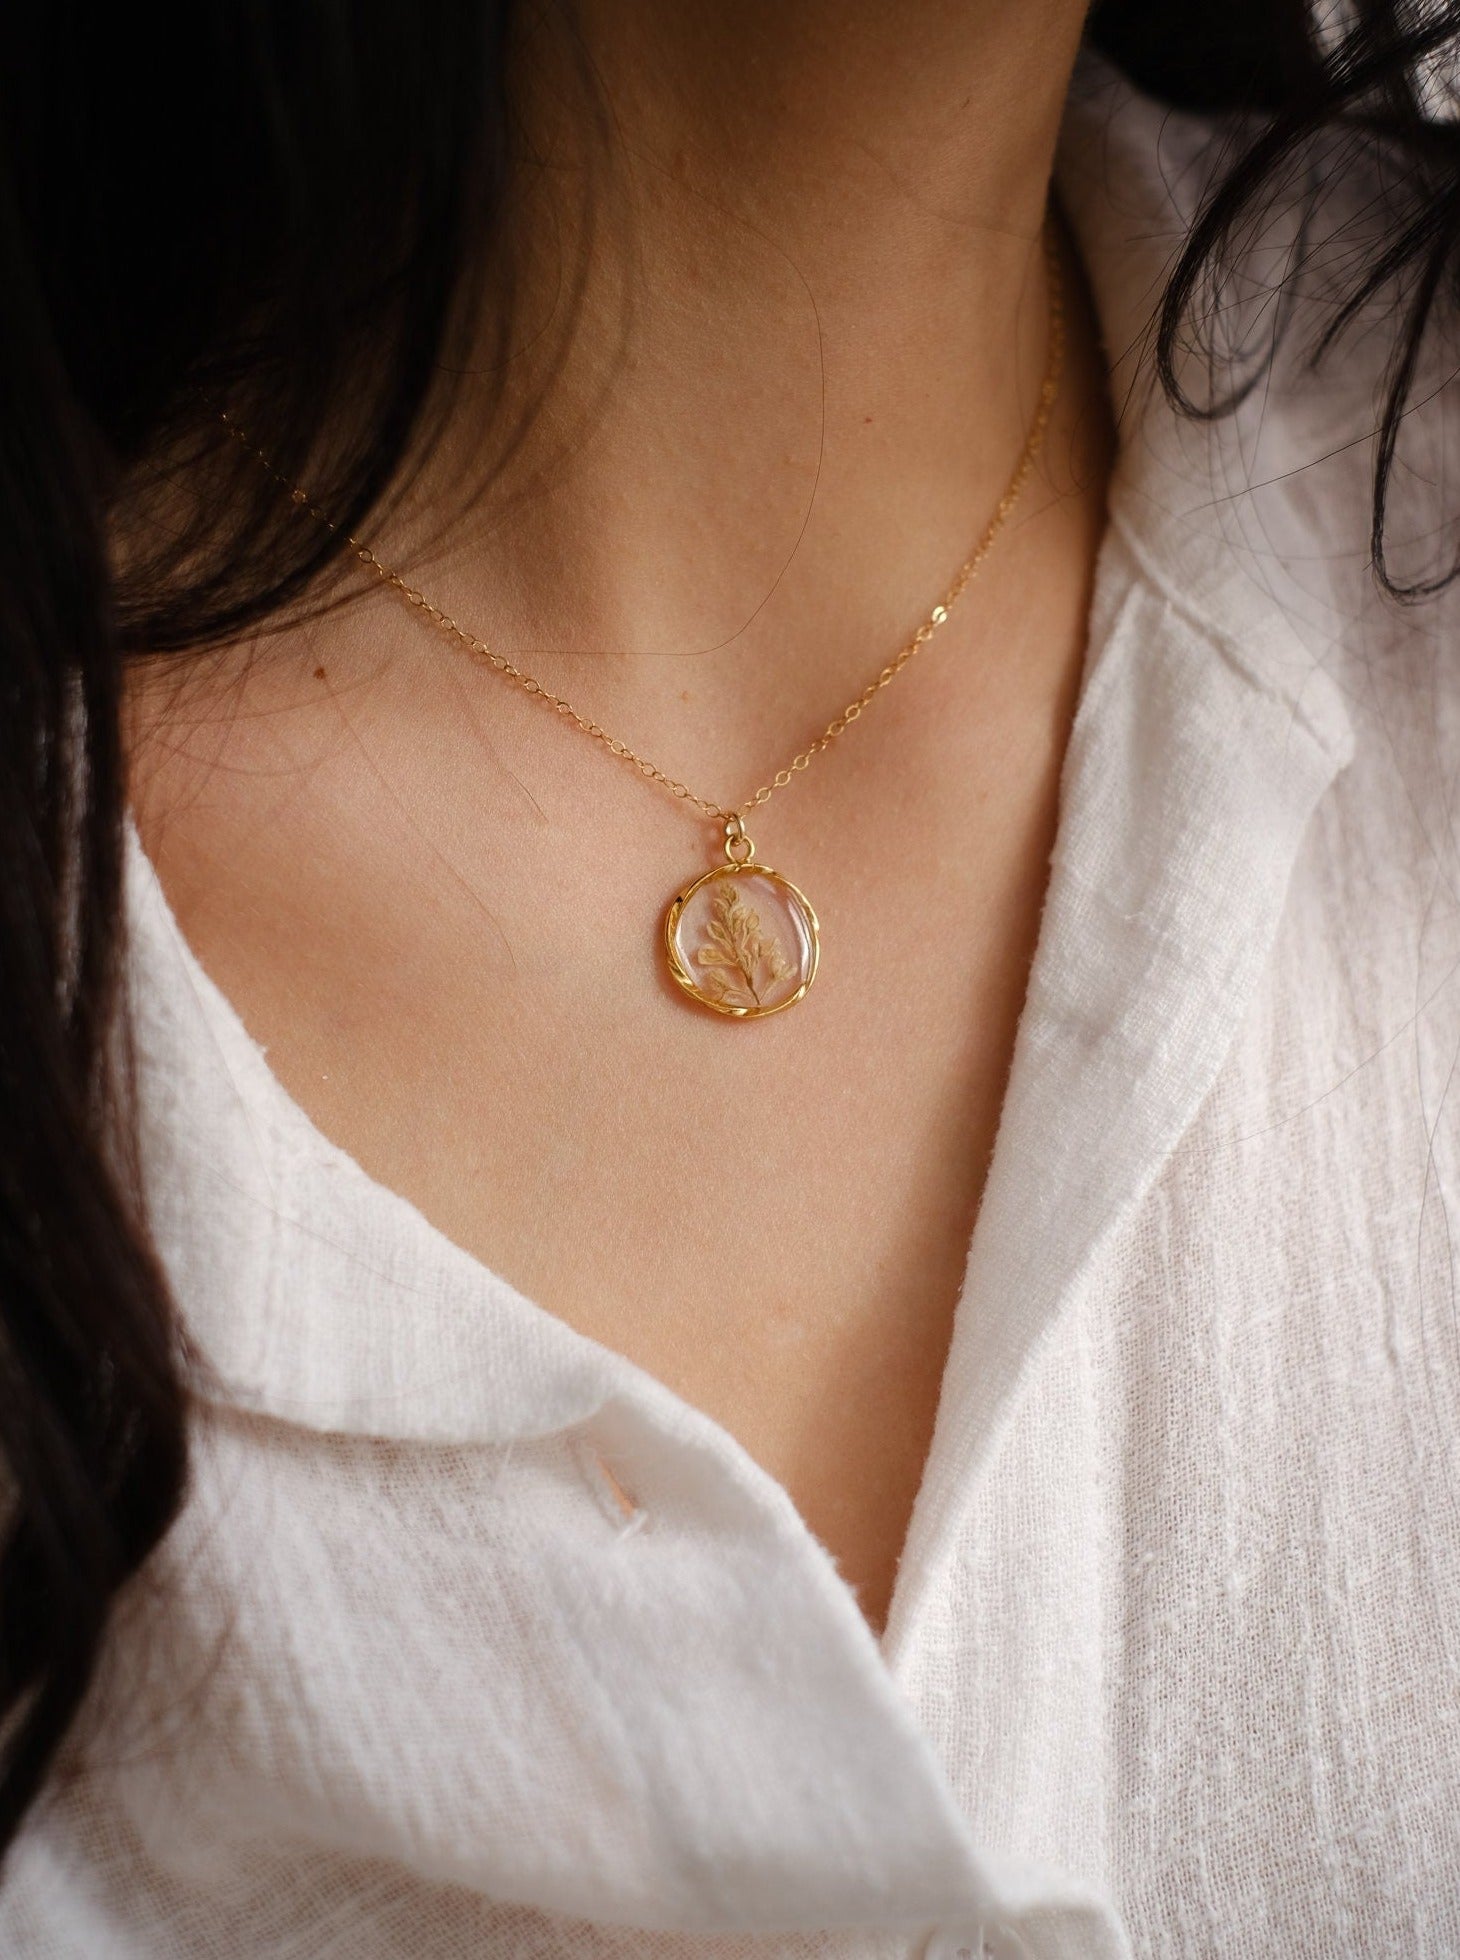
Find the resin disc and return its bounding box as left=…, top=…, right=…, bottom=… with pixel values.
left=664, top=863, right=819, bottom=1018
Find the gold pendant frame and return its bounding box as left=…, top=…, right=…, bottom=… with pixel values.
left=664, top=861, right=820, bottom=1019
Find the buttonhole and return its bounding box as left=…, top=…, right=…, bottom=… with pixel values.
left=578, top=1441, right=647, bottom=1540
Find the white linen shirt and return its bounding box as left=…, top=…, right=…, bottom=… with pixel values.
left=7, top=54, right=1460, bottom=1960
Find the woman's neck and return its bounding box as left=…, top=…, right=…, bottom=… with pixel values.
left=375, top=0, right=1102, bottom=801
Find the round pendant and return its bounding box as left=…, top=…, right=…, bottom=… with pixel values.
left=665, top=858, right=820, bottom=1017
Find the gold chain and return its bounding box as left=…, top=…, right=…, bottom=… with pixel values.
left=226, top=218, right=1064, bottom=828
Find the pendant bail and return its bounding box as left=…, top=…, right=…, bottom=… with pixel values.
left=724, top=814, right=756, bottom=864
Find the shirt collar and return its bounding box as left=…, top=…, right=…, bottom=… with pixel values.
left=887, top=53, right=1357, bottom=1665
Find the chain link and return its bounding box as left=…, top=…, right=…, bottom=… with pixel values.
left=226, top=217, right=1064, bottom=828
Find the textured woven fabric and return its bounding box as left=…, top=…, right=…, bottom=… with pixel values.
left=7, top=53, right=1460, bottom=1960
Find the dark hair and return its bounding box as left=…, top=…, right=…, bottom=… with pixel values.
left=0, top=0, right=1457, bottom=1861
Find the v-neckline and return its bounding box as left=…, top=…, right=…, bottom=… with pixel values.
left=121, top=494, right=1351, bottom=1667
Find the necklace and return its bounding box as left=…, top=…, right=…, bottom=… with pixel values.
left=227, top=219, right=1064, bottom=1020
